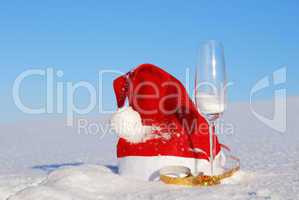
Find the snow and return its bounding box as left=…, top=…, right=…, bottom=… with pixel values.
left=0, top=97, right=299, bottom=200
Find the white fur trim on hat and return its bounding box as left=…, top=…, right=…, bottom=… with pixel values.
left=118, top=152, right=226, bottom=181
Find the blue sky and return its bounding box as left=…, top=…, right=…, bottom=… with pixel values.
left=0, top=0, right=298, bottom=121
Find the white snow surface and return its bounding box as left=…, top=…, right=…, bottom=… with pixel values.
left=0, top=97, right=298, bottom=200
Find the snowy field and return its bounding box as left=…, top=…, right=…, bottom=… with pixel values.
left=0, top=97, right=298, bottom=200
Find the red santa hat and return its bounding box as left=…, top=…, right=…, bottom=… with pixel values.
left=111, top=64, right=225, bottom=180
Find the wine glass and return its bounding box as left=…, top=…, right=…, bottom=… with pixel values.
left=195, top=40, right=227, bottom=175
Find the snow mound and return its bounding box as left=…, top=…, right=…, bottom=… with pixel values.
left=8, top=165, right=251, bottom=200
left=6, top=164, right=290, bottom=200
left=7, top=165, right=165, bottom=200
left=6, top=164, right=257, bottom=200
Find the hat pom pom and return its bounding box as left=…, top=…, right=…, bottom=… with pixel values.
left=110, top=106, right=146, bottom=143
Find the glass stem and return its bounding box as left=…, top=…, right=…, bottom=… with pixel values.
left=209, top=120, right=215, bottom=175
